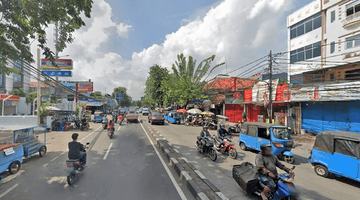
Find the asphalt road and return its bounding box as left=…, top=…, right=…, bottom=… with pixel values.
left=141, top=115, right=360, bottom=200
left=0, top=122, right=194, bottom=200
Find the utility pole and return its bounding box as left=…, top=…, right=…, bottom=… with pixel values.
left=37, top=48, right=41, bottom=125
left=54, top=22, right=59, bottom=103
left=269, top=50, right=273, bottom=124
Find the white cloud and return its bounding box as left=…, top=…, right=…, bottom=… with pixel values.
left=116, top=23, right=133, bottom=38
left=31, top=0, right=294, bottom=100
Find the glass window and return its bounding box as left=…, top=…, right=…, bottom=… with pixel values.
left=330, top=42, right=335, bottom=54
left=305, top=45, right=313, bottom=59
left=346, top=34, right=360, bottom=49
left=347, top=7, right=354, bottom=16
left=313, top=42, right=321, bottom=58
left=248, top=126, right=257, bottom=137
left=297, top=51, right=304, bottom=62
left=272, top=128, right=292, bottom=140
left=313, top=16, right=322, bottom=29
left=305, top=21, right=312, bottom=33
left=297, top=24, right=304, bottom=37
left=290, top=28, right=297, bottom=39
left=334, top=139, right=359, bottom=158
left=347, top=39, right=353, bottom=49
left=258, top=128, right=270, bottom=140
left=355, top=4, right=360, bottom=13
left=290, top=53, right=296, bottom=64
left=330, top=73, right=335, bottom=80
left=331, top=11, right=335, bottom=23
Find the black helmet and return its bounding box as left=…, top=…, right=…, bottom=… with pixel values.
left=260, top=143, right=272, bottom=152
left=219, top=123, right=225, bottom=129
left=203, top=126, right=209, bottom=130
left=72, top=133, right=79, bottom=140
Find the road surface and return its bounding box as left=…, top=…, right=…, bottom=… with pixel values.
left=0, top=122, right=194, bottom=200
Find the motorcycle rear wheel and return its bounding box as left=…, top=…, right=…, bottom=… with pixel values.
left=209, top=149, right=217, bottom=161
left=67, top=173, right=76, bottom=185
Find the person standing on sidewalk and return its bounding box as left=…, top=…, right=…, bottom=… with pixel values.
left=68, top=133, right=87, bottom=167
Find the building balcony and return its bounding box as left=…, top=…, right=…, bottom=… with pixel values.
left=342, top=12, right=360, bottom=28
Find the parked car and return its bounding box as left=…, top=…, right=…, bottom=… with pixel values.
left=238, top=122, right=295, bottom=163
left=142, top=108, right=149, bottom=116
left=148, top=112, right=165, bottom=125
left=127, top=110, right=139, bottom=123
left=309, top=131, right=360, bottom=182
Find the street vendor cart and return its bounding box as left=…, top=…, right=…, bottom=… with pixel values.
left=0, top=143, right=24, bottom=182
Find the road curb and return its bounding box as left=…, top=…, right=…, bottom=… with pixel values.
left=143, top=122, right=228, bottom=200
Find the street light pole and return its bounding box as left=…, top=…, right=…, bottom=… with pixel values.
left=269, top=50, right=273, bottom=124
left=37, top=48, right=41, bottom=125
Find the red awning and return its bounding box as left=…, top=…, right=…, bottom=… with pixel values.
left=0, top=95, right=20, bottom=101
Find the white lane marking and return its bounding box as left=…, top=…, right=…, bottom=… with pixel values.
left=140, top=123, right=187, bottom=200
left=43, top=163, right=49, bottom=167
left=103, top=143, right=113, bottom=160
left=0, top=183, right=19, bottom=199
left=117, top=126, right=121, bottom=131
left=50, top=156, right=60, bottom=162
left=79, top=126, right=101, bottom=142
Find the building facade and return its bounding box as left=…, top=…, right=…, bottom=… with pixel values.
left=287, top=0, right=360, bottom=134
left=0, top=60, right=31, bottom=94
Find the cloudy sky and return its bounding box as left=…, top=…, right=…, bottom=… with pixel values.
left=31, top=0, right=312, bottom=100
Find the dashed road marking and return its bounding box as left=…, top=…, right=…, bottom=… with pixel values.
left=103, top=143, right=113, bottom=160
left=0, top=183, right=19, bottom=199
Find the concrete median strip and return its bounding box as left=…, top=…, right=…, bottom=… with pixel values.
left=142, top=122, right=228, bottom=200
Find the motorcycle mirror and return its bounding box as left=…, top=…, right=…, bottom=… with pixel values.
left=86, top=142, right=90, bottom=145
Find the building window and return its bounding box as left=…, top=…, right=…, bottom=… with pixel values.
left=330, top=42, right=335, bottom=54
left=330, top=73, right=334, bottom=80
left=345, top=68, right=360, bottom=80
left=290, top=42, right=321, bottom=64
left=331, top=11, right=336, bottom=22
left=346, top=34, right=360, bottom=49
left=290, top=12, right=321, bottom=39
left=346, top=1, right=360, bottom=16
left=13, top=60, right=23, bottom=90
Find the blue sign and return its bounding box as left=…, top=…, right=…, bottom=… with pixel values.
left=116, top=94, right=123, bottom=101
left=42, top=70, right=72, bottom=77
left=108, top=100, right=115, bottom=107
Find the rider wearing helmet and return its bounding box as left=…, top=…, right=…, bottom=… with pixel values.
left=255, top=143, right=295, bottom=200
left=108, top=120, right=115, bottom=132
left=199, top=126, right=211, bottom=153
left=217, top=123, right=229, bottom=148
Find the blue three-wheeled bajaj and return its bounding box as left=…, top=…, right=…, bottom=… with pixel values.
left=238, top=122, right=295, bottom=163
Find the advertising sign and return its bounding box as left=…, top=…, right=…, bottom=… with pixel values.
left=42, top=70, right=72, bottom=77
left=41, top=95, right=50, bottom=102
left=67, top=95, right=75, bottom=101
left=116, top=94, right=123, bottom=101
left=77, top=82, right=93, bottom=92
left=41, top=59, right=73, bottom=70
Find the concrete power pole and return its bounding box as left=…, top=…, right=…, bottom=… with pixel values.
left=37, top=48, right=41, bottom=125
left=54, top=22, right=59, bottom=103
left=269, top=50, right=273, bottom=124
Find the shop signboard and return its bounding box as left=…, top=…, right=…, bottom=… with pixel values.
left=42, top=70, right=72, bottom=77
left=41, top=59, right=73, bottom=70
left=77, top=82, right=93, bottom=92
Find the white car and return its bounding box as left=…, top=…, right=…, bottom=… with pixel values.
left=142, top=108, right=149, bottom=116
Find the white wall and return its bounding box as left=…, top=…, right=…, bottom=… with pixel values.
left=17, top=97, right=31, bottom=115
left=287, top=0, right=321, bottom=27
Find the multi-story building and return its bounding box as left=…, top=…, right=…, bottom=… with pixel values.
left=287, top=0, right=360, bottom=134
left=0, top=60, right=31, bottom=94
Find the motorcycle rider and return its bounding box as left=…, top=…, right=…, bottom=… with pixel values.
left=118, top=114, right=124, bottom=122
left=108, top=120, right=115, bottom=132
left=68, top=133, right=87, bottom=167
left=217, top=123, right=229, bottom=148
left=255, top=143, right=295, bottom=200
left=199, top=126, right=211, bottom=153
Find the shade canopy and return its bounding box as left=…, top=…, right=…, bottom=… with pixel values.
left=187, top=108, right=202, bottom=114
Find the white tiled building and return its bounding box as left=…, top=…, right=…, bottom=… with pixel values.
left=287, top=0, right=360, bottom=84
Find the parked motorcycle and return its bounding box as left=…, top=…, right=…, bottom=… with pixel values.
left=228, top=120, right=241, bottom=134
left=66, top=142, right=90, bottom=185
left=195, top=137, right=217, bottom=161
left=74, top=119, right=81, bottom=129
left=80, top=120, right=90, bottom=131
left=213, top=135, right=237, bottom=159
left=205, top=121, right=218, bottom=130
left=184, top=116, right=193, bottom=126
left=108, top=126, right=114, bottom=139
left=233, top=162, right=297, bottom=200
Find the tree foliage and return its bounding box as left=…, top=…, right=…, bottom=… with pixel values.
left=9, top=88, right=26, bottom=97
left=26, top=92, right=37, bottom=104
left=0, top=0, right=93, bottom=74
left=112, top=87, right=132, bottom=107
left=167, top=53, right=225, bottom=106
left=144, top=65, right=169, bottom=107
left=133, top=100, right=142, bottom=107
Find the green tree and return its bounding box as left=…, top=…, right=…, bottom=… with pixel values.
left=112, top=87, right=132, bottom=107
left=9, top=88, right=27, bottom=97
left=144, top=65, right=169, bottom=107
left=26, top=92, right=37, bottom=104
left=133, top=100, right=142, bottom=107
left=39, top=102, right=49, bottom=124
left=0, top=0, right=93, bottom=74
left=168, top=53, right=225, bottom=107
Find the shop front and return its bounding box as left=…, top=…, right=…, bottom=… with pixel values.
left=0, top=95, right=20, bottom=115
